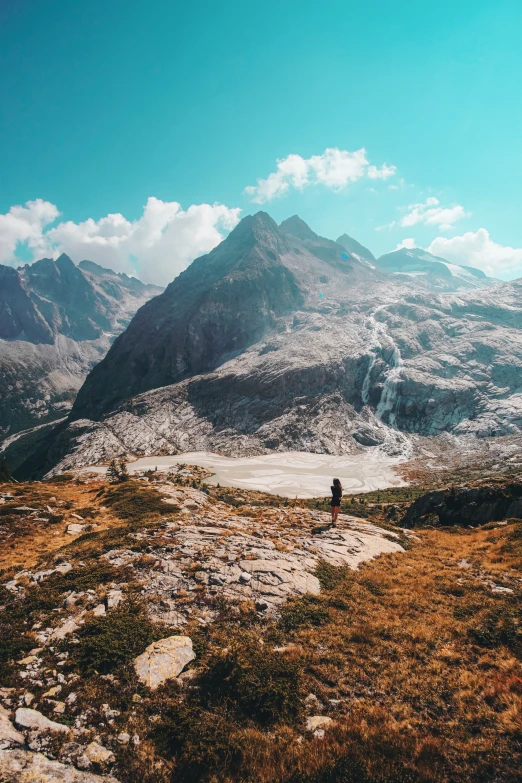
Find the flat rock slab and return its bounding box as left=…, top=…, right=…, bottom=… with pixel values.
left=15, top=707, right=69, bottom=734
left=0, top=748, right=120, bottom=781
left=134, top=636, right=195, bottom=690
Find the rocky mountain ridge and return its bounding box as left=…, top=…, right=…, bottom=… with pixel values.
left=0, top=256, right=162, bottom=439
left=21, top=212, right=522, bottom=478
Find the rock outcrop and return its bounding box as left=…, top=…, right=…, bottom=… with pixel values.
left=0, top=749, right=119, bottom=782
left=0, top=255, right=161, bottom=440
left=401, top=482, right=522, bottom=528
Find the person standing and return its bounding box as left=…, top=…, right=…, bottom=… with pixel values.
left=330, top=478, right=343, bottom=526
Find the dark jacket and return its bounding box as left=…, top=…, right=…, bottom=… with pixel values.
left=330, top=485, right=342, bottom=506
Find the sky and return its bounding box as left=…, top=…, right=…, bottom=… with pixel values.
left=1, top=0, right=522, bottom=284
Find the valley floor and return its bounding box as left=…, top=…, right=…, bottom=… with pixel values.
left=0, top=470, right=521, bottom=783
left=78, top=450, right=408, bottom=498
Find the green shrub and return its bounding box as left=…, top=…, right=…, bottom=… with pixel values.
left=315, top=559, right=350, bottom=591
left=102, top=481, right=172, bottom=522
left=198, top=635, right=303, bottom=726
left=468, top=605, right=522, bottom=656
left=279, top=594, right=330, bottom=632
left=73, top=600, right=162, bottom=674
left=155, top=706, right=242, bottom=783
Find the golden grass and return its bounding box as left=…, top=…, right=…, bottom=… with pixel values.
left=1, top=477, right=521, bottom=782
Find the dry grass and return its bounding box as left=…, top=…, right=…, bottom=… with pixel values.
left=1, top=477, right=521, bottom=782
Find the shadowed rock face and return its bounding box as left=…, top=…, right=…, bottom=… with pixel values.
left=71, top=213, right=306, bottom=421
left=0, top=256, right=162, bottom=438
left=336, top=233, right=376, bottom=263
left=401, top=483, right=522, bottom=528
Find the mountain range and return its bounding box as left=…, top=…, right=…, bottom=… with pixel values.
left=0, top=255, right=162, bottom=441
left=12, top=211, right=520, bottom=478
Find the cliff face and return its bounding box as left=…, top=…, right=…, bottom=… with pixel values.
left=71, top=213, right=307, bottom=421
left=0, top=256, right=162, bottom=438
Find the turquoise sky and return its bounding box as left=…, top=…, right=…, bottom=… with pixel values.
left=1, top=0, right=522, bottom=282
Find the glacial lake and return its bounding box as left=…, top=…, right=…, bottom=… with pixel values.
left=82, top=451, right=407, bottom=499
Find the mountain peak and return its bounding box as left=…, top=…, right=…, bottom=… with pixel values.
left=336, top=233, right=376, bottom=262
left=279, top=215, right=317, bottom=241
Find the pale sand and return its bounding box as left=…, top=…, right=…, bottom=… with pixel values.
left=81, top=451, right=407, bottom=499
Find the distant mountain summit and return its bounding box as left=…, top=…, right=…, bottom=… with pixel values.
left=0, top=255, right=162, bottom=439
left=375, top=247, right=497, bottom=291
left=336, top=233, right=376, bottom=263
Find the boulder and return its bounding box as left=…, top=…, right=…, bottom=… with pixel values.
left=0, top=705, right=24, bottom=749
left=85, top=741, right=115, bottom=766
left=15, top=707, right=69, bottom=734
left=134, top=636, right=195, bottom=690
left=306, top=715, right=334, bottom=732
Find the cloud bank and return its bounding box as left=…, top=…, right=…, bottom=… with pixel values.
left=244, top=147, right=396, bottom=203
left=428, top=229, right=522, bottom=280
left=0, top=198, right=241, bottom=285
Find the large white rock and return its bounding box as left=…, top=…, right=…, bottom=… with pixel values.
left=0, top=705, right=24, bottom=748
left=85, top=741, right=115, bottom=766
left=133, top=636, right=195, bottom=690
left=14, top=707, right=69, bottom=734
left=306, top=715, right=334, bottom=732
left=0, top=748, right=120, bottom=781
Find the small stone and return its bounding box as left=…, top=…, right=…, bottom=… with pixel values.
left=106, top=589, right=123, bottom=609
left=49, top=618, right=80, bottom=641
left=67, top=523, right=85, bottom=535
left=131, top=694, right=142, bottom=703
left=117, top=732, right=130, bottom=744
left=76, top=753, right=92, bottom=769
left=23, top=693, right=35, bottom=706
left=66, top=693, right=77, bottom=705
left=43, top=685, right=62, bottom=698
left=92, top=604, right=106, bottom=617
left=305, top=693, right=324, bottom=712
left=18, top=655, right=37, bottom=665
left=239, top=572, right=251, bottom=583
left=53, top=701, right=66, bottom=714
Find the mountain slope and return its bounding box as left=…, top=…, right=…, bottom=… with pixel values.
left=0, top=256, right=162, bottom=438
left=71, top=212, right=342, bottom=421
left=375, top=247, right=498, bottom=292
left=336, top=232, right=376, bottom=263
left=24, top=214, right=522, bottom=477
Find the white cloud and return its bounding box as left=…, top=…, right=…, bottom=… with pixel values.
left=0, top=199, right=60, bottom=262
left=244, top=147, right=395, bottom=203
left=395, top=238, right=416, bottom=250
left=368, top=163, right=396, bottom=180
left=399, top=197, right=470, bottom=231
left=0, top=198, right=241, bottom=285
left=428, top=228, right=522, bottom=279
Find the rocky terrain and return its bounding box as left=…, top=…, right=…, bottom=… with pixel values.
left=0, top=468, right=521, bottom=782
left=0, top=255, right=162, bottom=441
left=374, top=246, right=498, bottom=292
left=23, top=212, right=521, bottom=479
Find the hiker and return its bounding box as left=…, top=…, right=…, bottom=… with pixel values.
left=330, top=478, right=343, bottom=526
